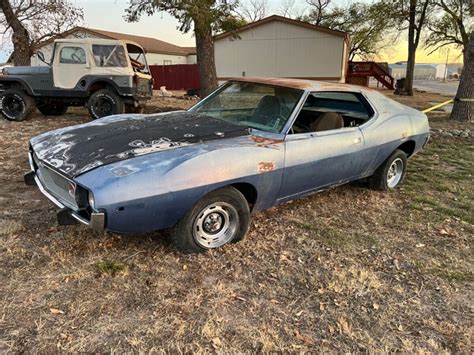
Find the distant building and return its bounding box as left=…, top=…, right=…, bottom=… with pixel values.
left=389, top=63, right=437, bottom=80
left=435, top=63, right=463, bottom=80
left=213, top=15, right=350, bottom=82
left=25, top=27, right=196, bottom=66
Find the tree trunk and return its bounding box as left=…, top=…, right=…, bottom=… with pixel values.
left=194, top=23, right=218, bottom=98
left=451, top=32, right=473, bottom=122
left=0, top=0, right=31, bottom=66
left=402, top=0, right=417, bottom=96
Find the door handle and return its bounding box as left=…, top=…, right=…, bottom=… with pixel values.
left=353, top=137, right=362, bottom=144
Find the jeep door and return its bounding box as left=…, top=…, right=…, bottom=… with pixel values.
left=53, top=43, right=90, bottom=89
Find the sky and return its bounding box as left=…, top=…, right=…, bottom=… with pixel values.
left=0, top=0, right=463, bottom=64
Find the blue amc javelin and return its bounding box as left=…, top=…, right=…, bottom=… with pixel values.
left=25, top=78, right=430, bottom=253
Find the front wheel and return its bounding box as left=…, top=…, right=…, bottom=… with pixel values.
left=368, top=149, right=407, bottom=191
left=87, top=89, right=124, bottom=119
left=0, top=88, right=35, bottom=121
left=171, top=187, right=251, bottom=253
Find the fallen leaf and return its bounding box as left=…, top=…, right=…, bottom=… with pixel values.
left=50, top=308, right=64, bottom=315
left=373, top=303, right=380, bottom=310
left=415, top=243, right=425, bottom=248
left=295, top=330, right=315, bottom=345
left=211, top=337, right=221, bottom=349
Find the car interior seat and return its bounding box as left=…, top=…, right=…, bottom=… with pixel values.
left=253, top=95, right=282, bottom=124
left=309, top=112, right=344, bottom=132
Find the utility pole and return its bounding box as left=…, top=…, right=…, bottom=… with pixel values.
left=443, top=49, right=450, bottom=82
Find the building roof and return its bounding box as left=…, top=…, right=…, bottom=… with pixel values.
left=38, top=27, right=195, bottom=56
left=214, top=15, right=349, bottom=41
left=389, top=63, right=436, bottom=70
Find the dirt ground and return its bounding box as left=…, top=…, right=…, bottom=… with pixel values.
left=0, top=89, right=472, bottom=352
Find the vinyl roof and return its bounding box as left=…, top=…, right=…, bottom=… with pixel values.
left=228, top=77, right=371, bottom=92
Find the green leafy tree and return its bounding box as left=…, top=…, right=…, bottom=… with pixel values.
left=385, top=0, right=431, bottom=96
left=126, top=0, right=242, bottom=97
left=425, top=0, right=474, bottom=64
left=301, top=1, right=395, bottom=61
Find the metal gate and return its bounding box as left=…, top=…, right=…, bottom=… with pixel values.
left=149, top=64, right=200, bottom=91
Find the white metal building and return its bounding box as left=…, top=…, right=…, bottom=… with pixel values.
left=213, top=15, right=350, bottom=82
left=30, top=27, right=196, bottom=66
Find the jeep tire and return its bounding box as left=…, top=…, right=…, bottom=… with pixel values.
left=0, top=88, right=35, bottom=121
left=87, top=89, right=124, bottom=119
left=38, top=103, right=68, bottom=116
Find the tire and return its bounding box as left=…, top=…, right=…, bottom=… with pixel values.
left=125, top=104, right=145, bottom=114
left=87, top=88, right=124, bottom=119
left=38, top=103, right=68, bottom=116
left=0, top=88, right=35, bottom=121
left=368, top=149, right=407, bottom=191
left=171, top=187, right=251, bottom=253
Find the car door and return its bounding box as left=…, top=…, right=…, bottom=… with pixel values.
left=278, top=127, right=366, bottom=201
left=53, top=43, right=90, bottom=89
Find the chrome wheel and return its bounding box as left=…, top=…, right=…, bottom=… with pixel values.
left=193, top=202, right=239, bottom=249
left=387, top=158, right=404, bottom=188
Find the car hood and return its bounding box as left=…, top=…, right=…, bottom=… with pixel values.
left=3, top=66, right=51, bottom=75
left=30, top=111, right=249, bottom=177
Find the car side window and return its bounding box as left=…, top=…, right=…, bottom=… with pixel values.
left=291, top=91, right=374, bottom=134
left=59, top=47, right=86, bottom=64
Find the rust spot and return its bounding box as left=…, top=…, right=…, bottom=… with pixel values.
left=258, top=161, right=276, bottom=172
left=250, top=135, right=283, bottom=148
left=232, top=77, right=312, bottom=90
left=229, top=76, right=375, bottom=93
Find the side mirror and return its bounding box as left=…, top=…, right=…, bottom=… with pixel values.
left=36, top=51, right=48, bottom=65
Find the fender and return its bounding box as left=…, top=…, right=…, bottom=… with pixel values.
left=0, top=78, right=35, bottom=95
left=85, top=76, right=133, bottom=96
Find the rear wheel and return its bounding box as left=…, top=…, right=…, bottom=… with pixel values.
left=171, top=187, right=250, bottom=253
left=0, top=88, right=35, bottom=121
left=87, top=88, right=124, bottom=119
left=38, top=103, right=68, bottom=116
left=368, top=149, right=407, bottom=191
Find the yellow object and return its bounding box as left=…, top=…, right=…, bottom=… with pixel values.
left=422, top=98, right=474, bottom=113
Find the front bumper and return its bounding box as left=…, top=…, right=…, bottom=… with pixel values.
left=24, top=170, right=105, bottom=232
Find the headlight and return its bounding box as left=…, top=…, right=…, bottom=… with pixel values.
left=88, top=191, right=95, bottom=209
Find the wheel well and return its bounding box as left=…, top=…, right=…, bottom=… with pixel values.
left=88, top=81, right=116, bottom=94
left=397, top=140, right=416, bottom=157
left=0, top=80, right=30, bottom=93
left=231, top=183, right=258, bottom=210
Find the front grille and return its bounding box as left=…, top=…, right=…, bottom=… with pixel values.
left=136, top=78, right=151, bottom=96
left=33, top=154, right=78, bottom=210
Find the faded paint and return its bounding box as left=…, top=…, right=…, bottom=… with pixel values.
left=27, top=77, right=430, bottom=236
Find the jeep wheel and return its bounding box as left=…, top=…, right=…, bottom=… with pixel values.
left=0, top=89, right=35, bottom=121
left=38, top=103, right=68, bottom=116
left=87, top=89, right=124, bottom=119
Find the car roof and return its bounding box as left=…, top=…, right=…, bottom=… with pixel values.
left=229, top=77, right=373, bottom=93
left=54, top=38, right=144, bottom=50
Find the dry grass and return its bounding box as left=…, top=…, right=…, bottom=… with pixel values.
left=0, top=93, right=472, bottom=352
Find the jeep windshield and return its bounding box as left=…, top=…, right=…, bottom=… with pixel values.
left=126, top=43, right=150, bottom=74
left=92, top=45, right=128, bottom=67
left=189, top=82, right=303, bottom=133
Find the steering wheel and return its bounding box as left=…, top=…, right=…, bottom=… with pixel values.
left=71, top=53, right=82, bottom=64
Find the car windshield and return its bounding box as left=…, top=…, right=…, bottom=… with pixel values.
left=189, top=82, right=303, bottom=133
